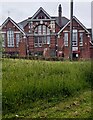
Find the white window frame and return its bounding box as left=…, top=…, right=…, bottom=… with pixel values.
left=34, top=36, right=38, bottom=47
left=38, top=37, right=42, bottom=47
left=7, top=30, right=14, bottom=47
left=2, top=33, right=5, bottom=47
left=38, top=25, right=42, bottom=35
left=16, top=33, right=20, bottom=47
left=34, top=25, right=50, bottom=47
left=72, top=30, right=78, bottom=46
left=47, top=36, right=50, bottom=44
left=43, top=25, right=46, bottom=35
left=64, top=32, right=68, bottom=46
left=79, top=33, right=83, bottom=46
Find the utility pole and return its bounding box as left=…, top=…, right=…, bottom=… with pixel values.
left=69, top=0, right=73, bottom=61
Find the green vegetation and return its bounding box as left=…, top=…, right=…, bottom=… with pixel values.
left=2, top=59, right=92, bottom=118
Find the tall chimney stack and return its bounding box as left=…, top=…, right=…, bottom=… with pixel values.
left=58, top=4, right=62, bottom=27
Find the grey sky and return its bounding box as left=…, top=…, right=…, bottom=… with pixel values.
left=0, top=0, right=92, bottom=28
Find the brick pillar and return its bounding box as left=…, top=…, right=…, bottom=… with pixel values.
left=19, top=37, right=26, bottom=57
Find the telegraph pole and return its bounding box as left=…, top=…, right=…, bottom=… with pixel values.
left=69, top=0, right=73, bottom=61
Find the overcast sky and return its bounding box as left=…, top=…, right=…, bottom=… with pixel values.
left=0, top=0, right=92, bottom=28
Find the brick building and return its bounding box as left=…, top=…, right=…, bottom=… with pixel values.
left=0, top=5, right=93, bottom=59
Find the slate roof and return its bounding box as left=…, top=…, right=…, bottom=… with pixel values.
left=18, top=16, right=69, bottom=29
left=18, top=18, right=29, bottom=28
left=51, top=16, right=69, bottom=28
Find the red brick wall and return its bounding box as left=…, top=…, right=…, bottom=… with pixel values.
left=19, top=39, right=26, bottom=57
left=2, top=20, right=26, bottom=56
left=58, top=19, right=91, bottom=59
left=90, top=46, right=93, bottom=59
left=2, top=20, right=19, bottom=31
left=2, top=18, right=91, bottom=59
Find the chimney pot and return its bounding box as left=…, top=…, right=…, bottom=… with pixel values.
left=58, top=4, right=62, bottom=27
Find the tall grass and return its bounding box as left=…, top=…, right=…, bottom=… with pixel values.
left=2, top=59, right=91, bottom=114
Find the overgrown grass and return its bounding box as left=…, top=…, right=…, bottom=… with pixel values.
left=2, top=59, right=92, bottom=118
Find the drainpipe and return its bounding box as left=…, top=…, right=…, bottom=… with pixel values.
left=55, top=33, right=58, bottom=57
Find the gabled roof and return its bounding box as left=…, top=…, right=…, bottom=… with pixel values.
left=73, top=16, right=90, bottom=34
left=1, top=17, right=26, bottom=35
left=31, top=7, right=51, bottom=20
left=58, top=16, right=90, bottom=35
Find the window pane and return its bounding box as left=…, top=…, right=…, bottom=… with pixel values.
left=43, top=36, right=46, bottom=44
left=7, top=30, right=14, bottom=47
left=34, top=37, right=38, bottom=43
left=2, top=34, right=5, bottom=47
left=38, top=25, right=41, bottom=35
left=47, top=27, right=50, bottom=35
left=72, top=30, right=78, bottom=46
left=43, top=25, right=46, bottom=35
left=64, top=33, right=68, bottom=46
left=34, top=37, right=38, bottom=47
left=16, top=34, right=20, bottom=47
left=34, top=27, right=38, bottom=35
left=79, top=33, right=83, bottom=46
left=39, top=37, right=42, bottom=43
left=47, top=36, right=50, bottom=44
left=38, top=37, right=42, bottom=47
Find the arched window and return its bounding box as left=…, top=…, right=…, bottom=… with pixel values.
left=34, top=25, right=50, bottom=47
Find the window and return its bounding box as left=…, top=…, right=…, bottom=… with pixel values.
left=72, top=30, right=78, bottom=46
left=43, top=36, right=46, bottom=44
left=43, top=25, right=46, bottom=35
left=79, top=33, right=83, bottom=46
left=34, top=37, right=38, bottom=47
left=34, top=25, right=50, bottom=47
left=2, top=34, right=5, bottom=47
left=34, top=37, right=42, bottom=47
left=16, top=34, right=20, bottom=47
left=7, top=30, right=14, bottom=47
left=50, top=21, right=55, bottom=29
left=38, top=37, right=42, bottom=47
left=64, top=33, right=68, bottom=46
left=47, top=36, right=50, bottom=44
left=38, top=25, right=42, bottom=35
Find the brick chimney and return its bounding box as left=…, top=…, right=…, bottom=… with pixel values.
left=58, top=4, right=62, bottom=27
